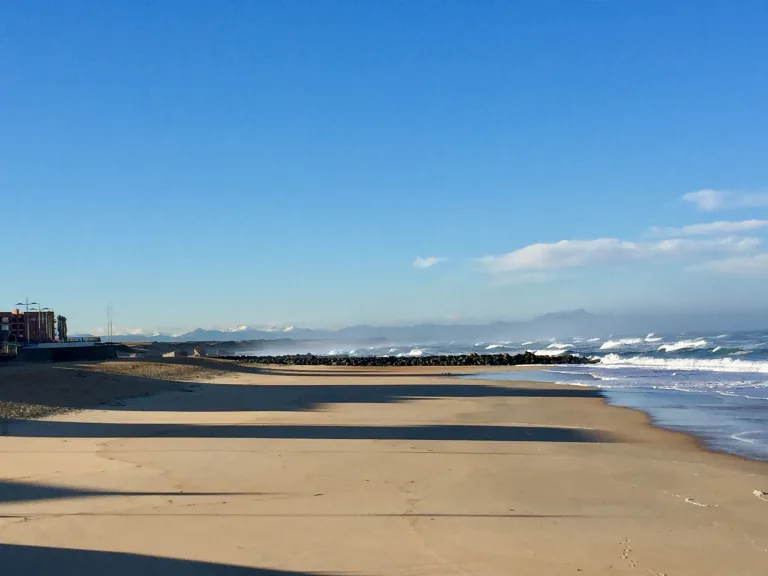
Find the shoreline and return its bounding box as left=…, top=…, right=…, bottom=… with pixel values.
left=465, top=365, right=768, bottom=464
left=0, top=359, right=762, bottom=462
left=2, top=358, right=765, bottom=465
left=6, top=357, right=758, bottom=469
left=2, top=359, right=767, bottom=574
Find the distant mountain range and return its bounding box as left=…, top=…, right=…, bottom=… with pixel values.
left=76, top=309, right=768, bottom=344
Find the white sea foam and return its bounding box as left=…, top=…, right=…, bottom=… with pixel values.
left=547, top=343, right=573, bottom=350
left=598, top=354, right=768, bottom=373
left=731, top=431, right=761, bottom=445
left=521, top=341, right=534, bottom=346
left=658, top=338, right=708, bottom=352
left=644, top=333, right=663, bottom=342
left=486, top=344, right=504, bottom=350
left=529, top=349, right=567, bottom=356
left=555, top=380, right=596, bottom=387
left=599, top=338, right=643, bottom=350
left=713, top=346, right=722, bottom=352
left=546, top=369, right=618, bottom=382
left=587, top=337, right=601, bottom=342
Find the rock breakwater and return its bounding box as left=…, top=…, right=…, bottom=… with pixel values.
left=217, top=352, right=597, bottom=367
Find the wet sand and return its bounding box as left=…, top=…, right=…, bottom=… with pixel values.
left=1, top=359, right=767, bottom=575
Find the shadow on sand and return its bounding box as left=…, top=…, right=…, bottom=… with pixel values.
left=0, top=543, right=340, bottom=575
left=0, top=479, right=263, bottom=505
left=2, top=420, right=616, bottom=442
left=0, top=359, right=602, bottom=414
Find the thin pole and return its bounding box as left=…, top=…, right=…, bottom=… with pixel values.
left=15, top=298, right=39, bottom=343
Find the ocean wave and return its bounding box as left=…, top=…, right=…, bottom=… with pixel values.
left=485, top=344, right=504, bottom=350
left=555, top=380, right=599, bottom=387
left=730, top=431, right=763, bottom=445
left=521, top=341, right=534, bottom=346
left=644, top=333, right=663, bottom=342
left=545, top=369, right=618, bottom=381
left=547, top=343, right=573, bottom=350
left=658, top=338, right=708, bottom=352
left=598, top=354, right=768, bottom=373
left=708, top=346, right=747, bottom=355
left=529, top=349, right=568, bottom=356
left=599, top=338, right=643, bottom=350
left=587, top=337, right=601, bottom=342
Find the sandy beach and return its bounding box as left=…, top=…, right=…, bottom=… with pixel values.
left=1, top=359, right=767, bottom=575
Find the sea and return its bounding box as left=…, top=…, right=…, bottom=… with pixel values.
left=322, top=331, right=768, bottom=461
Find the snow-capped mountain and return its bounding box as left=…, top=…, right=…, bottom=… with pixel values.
left=76, top=309, right=768, bottom=344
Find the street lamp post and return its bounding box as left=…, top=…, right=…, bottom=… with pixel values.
left=15, top=299, right=38, bottom=343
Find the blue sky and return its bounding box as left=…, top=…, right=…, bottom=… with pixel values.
left=2, top=0, right=767, bottom=334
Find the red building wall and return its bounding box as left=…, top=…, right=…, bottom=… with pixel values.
left=0, top=311, right=55, bottom=342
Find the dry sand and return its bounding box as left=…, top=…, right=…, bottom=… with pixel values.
left=1, top=359, right=767, bottom=575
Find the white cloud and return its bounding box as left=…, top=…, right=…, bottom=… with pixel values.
left=480, top=237, right=759, bottom=274
left=691, top=253, right=768, bottom=276
left=683, top=189, right=727, bottom=211
left=683, top=189, right=768, bottom=212
left=413, top=256, right=444, bottom=269
left=649, top=219, right=768, bottom=237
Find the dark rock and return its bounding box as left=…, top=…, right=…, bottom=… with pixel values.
left=215, top=353, right=598, bottom=367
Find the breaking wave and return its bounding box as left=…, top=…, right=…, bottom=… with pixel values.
left=547, top=343, right=573, bottom=350
left=599, top=338, right=643, bottom=350
left=658, top=338, right=708, bottom=352
left=529, top=348, right=568, bottom=356
left=599, top=354, right=768, bottom=373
